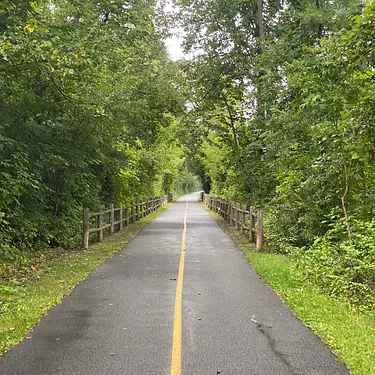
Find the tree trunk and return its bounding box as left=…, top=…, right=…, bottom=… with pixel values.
left=258, top=0, right=264, bottom=49
left=341, top=161, right=352, bottom=243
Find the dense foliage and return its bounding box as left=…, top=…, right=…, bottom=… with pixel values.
left=1, top=0, right=374, bottom=310
left=175, top=0, right=375, bottom=309
left=0, top=0, right=199, bottom=268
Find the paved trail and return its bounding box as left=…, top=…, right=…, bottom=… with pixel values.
left=0, top=193, right=348, bottom=375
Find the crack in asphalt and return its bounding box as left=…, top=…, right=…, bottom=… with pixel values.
left=251, top=316, right=301, bottom=375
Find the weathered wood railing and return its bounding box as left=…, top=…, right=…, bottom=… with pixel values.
left=202, top=193, right=264, bottom=251
left=83, top=196, right=168, bottom=249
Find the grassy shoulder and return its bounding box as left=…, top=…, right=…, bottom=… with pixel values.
left=203, top=206, right=375, bottom=375
left=0, top=203, right=172, bottom=355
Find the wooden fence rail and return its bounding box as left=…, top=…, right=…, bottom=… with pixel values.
left=202, top=193, right=264, bottom=251
left=83, top=196, right=168, bottom=249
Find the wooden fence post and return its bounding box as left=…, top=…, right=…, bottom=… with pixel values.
left=83, top=208, right=89, bottom=249
left=98, top=213, right=103, bottom=242
left=235, top=203, right=239, bottom=230
left=256, top=211, right=264, bottom=251
left=119, top=202, right=123, bottom=230
left=228, top=202, right=232, bottom=225
left=135, top=200, right=139, bottom=221
left=130, top=202, right=134, bottom=223
left=249, top=206, right=255, bottom=243
left=110, top=204, right=114, bottom=235
left=240, top=205, right=245, bottom=234
left=124, top=205, right=128, bottom=226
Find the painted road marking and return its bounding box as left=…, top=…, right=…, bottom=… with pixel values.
left=170, top=200, right=189, bottom=375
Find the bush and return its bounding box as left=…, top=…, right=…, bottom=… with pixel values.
left=295, top=218, right=375, bottom=310
left=0, top=213, right=26, bottom=275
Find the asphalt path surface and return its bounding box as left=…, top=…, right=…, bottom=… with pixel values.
left=0, top=193, right=349, bottom=375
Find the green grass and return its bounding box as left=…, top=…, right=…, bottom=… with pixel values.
left=204, top=206, right=375, bottom=375
left=0, top=204, right=171, bottom=355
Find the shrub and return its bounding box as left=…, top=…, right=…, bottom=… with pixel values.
left=295, top=218, right=375, bottom=310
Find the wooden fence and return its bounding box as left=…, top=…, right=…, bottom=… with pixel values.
left=83, top=196, right=168, bottom=249
left=202, top=193, right=264, bottom=251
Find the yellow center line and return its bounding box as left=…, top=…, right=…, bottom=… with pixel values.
left=171, top=200, right=189, bottom=375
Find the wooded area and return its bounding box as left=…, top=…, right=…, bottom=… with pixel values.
left=0, top=0, right=200, bottom=273
left=175, top=0, right=375, bottom=311
left=0, top=0, right=374, bottom=312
